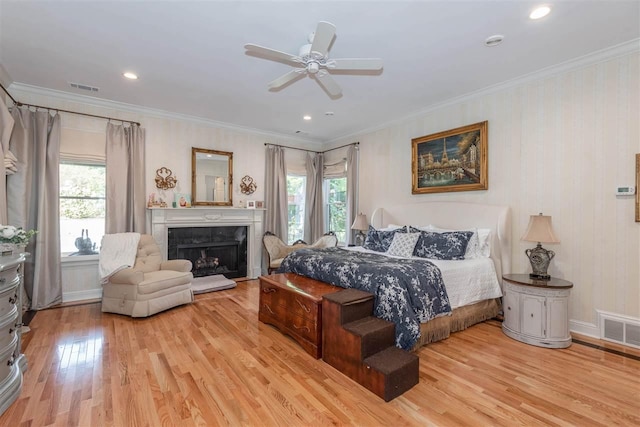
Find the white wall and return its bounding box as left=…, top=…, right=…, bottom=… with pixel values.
left=329, top=51, right=640, bottom=332
left=6, top=49, right=639, bottom=331
left=7, top=87, right=322, bottom=301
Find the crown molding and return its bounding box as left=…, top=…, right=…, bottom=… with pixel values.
left=8, top=82, right=323, bottom=148
left=327, top=38, right=640, bottom=144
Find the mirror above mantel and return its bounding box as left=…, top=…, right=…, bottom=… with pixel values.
left=191, top=147, right=233, bottom=206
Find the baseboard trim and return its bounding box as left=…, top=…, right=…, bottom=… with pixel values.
left=62, top=288, right=102, bottom=303
left=569, top=319, right=599, bottom=339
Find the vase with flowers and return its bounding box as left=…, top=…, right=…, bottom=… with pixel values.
left=0, top=225, right=37, bottom=256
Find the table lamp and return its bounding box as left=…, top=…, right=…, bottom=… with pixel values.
left=351, top=213, right=368, bottom=246
left=521, top=213, right=560, bottom=280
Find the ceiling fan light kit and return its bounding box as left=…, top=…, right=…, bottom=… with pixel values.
left=245, top=21, right=383, bottom=97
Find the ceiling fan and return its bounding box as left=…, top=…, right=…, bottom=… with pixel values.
left=244, top=21, right=383, bottom=97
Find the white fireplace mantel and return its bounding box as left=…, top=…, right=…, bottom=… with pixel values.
left=148, top=207, right=265, bottom=278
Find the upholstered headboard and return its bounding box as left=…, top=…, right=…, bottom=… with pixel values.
left=371, top=202, right=511, bottom=282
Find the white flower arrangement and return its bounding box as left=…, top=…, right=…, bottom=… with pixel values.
left=0, top=225, right=38, bottom=246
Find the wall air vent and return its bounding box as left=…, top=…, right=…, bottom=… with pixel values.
left=598, top=311, right=640, bottom=349
left=69, top=82, right=99, bottom=92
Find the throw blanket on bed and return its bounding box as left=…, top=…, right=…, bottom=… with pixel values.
left=99, top=232, right=140, bottom=284
left=278, top=247, right=451, bottom=350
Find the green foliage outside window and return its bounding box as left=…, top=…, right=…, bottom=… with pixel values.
left=60, top=163, right=106, bottom=219
left=287, top=175, right=306, bottom=244
left=326, top=177, right=347, bottom=243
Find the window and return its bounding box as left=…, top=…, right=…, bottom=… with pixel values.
left=59, top=162, right=106, bottom=255
left=324, top=177, right=347, bottom=244
left=286, top=175, right=306, bottom=244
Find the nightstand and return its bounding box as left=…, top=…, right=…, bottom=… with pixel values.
left=502, top=274, right=573, bottom=348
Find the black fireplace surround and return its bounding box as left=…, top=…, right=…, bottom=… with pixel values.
left=167, top=226, right=248, bottom=279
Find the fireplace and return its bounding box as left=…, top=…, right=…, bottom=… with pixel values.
left=149, top=207, right=264, bottom=278
left=167, top=226, right=247, bottom=279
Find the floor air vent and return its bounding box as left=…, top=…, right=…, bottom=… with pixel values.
left=69, top=82, right=99, bottom=92
left=599, top=311, right=640, bottom=349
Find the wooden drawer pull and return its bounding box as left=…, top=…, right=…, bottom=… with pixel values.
left=262, top=288, right=276, bottom=294
left=295, top=298, right=310, bottom=313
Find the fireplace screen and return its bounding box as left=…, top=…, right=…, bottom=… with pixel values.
left=168, top=226, right=247, bottom=278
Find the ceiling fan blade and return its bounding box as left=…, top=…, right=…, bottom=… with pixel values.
left=310, top=21, right=336, bottom=57
left=268, top=69, right=305, bottom=90
left=315, top=73, right=342, bottom=97
left=244, top=43, right=301, bottom=64
left=329, top=58, right=383, bottom=71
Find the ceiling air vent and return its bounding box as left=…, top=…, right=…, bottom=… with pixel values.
left=69, top=82, right=99, bottom=92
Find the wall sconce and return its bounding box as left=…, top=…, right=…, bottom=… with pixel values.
left=521, top=213, right=560, bottom=280
left=155, top=167, right=177, bottom=190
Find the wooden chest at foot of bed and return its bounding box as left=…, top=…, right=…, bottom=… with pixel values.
left=258, top=273, right=339, bottom=358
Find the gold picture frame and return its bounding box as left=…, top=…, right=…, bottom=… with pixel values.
left=412, top=121, right=488, bottom=194
left=636, top=154, right=639, bottom=222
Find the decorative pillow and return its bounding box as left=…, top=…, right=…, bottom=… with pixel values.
left=363, top=226, right=406, bottom=252
left=409, top=227, right=474, bottom=260
left=426, top=225, right=491, bottom=259
left=386, top=232, right=420, bottom=258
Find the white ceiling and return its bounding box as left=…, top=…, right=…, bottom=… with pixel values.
left=1, top=1, right=638, bottom=143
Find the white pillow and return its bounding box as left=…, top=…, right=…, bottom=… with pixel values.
left=386, top=232, right=420, bottom=258
left=379, top=224, right=404, bottom=232
left=425, top=225, right=491, bottom=259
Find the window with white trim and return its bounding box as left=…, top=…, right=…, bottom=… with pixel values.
left=59, top=162, right=105, bottom=255
left=286, top=174, right=306, bottom=244
left=323, top=177, right=347, bottom=244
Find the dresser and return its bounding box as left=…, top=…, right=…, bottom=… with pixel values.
left=259, top=273, right=338, bottom=358
left=502, top=274, right=573, bottom=348
left=0, top=254, right=27, bottom=416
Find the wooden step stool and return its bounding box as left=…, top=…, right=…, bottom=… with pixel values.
left=322, top=288, right=419, bottom=401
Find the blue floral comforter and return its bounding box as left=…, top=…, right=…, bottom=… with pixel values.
left=278, top=247, right=451, bottom=350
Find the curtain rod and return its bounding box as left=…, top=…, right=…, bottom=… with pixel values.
left=0, top=82, right=141, bottom=127
left=264, top=141, right=359, bottom=154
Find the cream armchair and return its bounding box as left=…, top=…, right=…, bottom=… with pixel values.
left=263, top=231, right=338, bottom=273
left=101, top=234, right=194, bottom=317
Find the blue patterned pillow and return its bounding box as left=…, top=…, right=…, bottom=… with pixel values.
left=409, top=226, right=474, bottom=260
left=363, top=226, right=406, bottom=252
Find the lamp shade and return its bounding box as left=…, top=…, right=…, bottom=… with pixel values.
left=351, top=213, right=368, bottom=231
left=521, top=213, right=559, bottom=244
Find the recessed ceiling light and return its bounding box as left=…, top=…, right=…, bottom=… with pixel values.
left=303, top=115, right=312, bottom=120
left=530, top=6, right=551, bottom=20
left=485, top=35, right=504, bottom=47
left=123, top=72, right=138, bottom=80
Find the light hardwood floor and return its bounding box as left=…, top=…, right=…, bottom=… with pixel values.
left=2, top=280, right=639, bottom=426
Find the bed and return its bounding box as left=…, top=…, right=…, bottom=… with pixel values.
left=279, top=201, right=511, bottom=351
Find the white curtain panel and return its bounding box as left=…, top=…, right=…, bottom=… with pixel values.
left=264, top=145, right=288, bottom=239
left=304, top=152, right=324, bottom=243
left=105, top=123, right=146, bottom=234
left=346, top=144, right=359, bottom=246
left=8, top=108, right=62, bottom=310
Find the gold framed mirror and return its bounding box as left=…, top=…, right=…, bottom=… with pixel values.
left=191, top=147, right=233, bottom=206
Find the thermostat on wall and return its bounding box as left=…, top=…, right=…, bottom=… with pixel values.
left=615, top=186, right=636, bottom=196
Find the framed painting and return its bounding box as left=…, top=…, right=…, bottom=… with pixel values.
left=636, top=154, right=639, bottom=222
left=411, top=121, right=488, bottom=194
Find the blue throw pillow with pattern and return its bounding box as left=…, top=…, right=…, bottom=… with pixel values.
left=409, top=226, right=473, bottom=260
left=363, top=226, right=406, bottom=252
